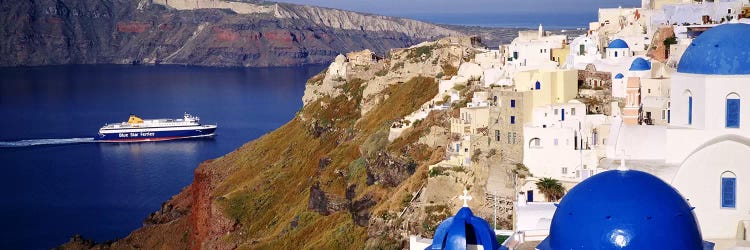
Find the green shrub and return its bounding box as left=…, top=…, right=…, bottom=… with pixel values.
left=391, top=61, right=405, bottom=71
left=348, top=157, right=366, bottom=180
left=375, top=68, right=389, bottom=77
left=407, top=45, right=434, bottom=61
left=401, top=193, right=413, bottom=207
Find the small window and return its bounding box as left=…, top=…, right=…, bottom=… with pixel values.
left=554, top=138, right=559, bottom=146
left=571, top=108, right=576, bottom=116
left=511, top=116, right=516, bottom=124
left=513, top=132, right=517, bottom=144
left=507, top=132, right=512, bottom=144
left=554, top=109, right=559, bottom=115
left=726, top=93, right=740, bottom=128
left=721, top=172, right=737, bottom=208
left=648, top=89, right=651, bottom=94
left=530, top=138, right=541, bottom=148
left=562, top=167, right=568, bottom=174
left=465, top=148, right=469, bottom=153
left=511, top=100, right=516, bottom=108
left=535, top=81, right=541, bottom=90
left=495, top=130, right=501, bottom=141
left=662, top=110, right=666, bottom=120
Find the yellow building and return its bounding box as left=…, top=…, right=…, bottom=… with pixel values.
left=513, top=69, right=579, bottom=109
left=551, top=44, right=569, bottom=67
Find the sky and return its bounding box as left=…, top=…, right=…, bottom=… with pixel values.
left=272, top=0, right=642, bottom=16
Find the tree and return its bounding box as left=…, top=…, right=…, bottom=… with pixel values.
left=663, top=36, right=678, bottom=59
left=536, top=178, right=566, bottom=202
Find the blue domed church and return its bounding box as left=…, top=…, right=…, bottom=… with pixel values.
left=537, top=169, right=712, bottom=250
left=666, top=23, right=750, bottom=241
left=414, top=190, right=507, bottom=250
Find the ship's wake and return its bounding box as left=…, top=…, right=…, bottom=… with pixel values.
left=0, top=138, right=96, bottom=148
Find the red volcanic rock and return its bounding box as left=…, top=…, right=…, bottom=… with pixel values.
left=263, top=30, right=295, bottom=44
left=242, top=31, right=262, bottom=41
left=116, top=22, right=150, bottom=33
left=212, top=27, right=239, bottom=42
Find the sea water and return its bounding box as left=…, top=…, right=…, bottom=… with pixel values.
left=0, top=64, right=325, bottom=249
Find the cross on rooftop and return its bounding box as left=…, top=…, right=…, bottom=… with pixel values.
left=459, top=189, right=472, bottom=207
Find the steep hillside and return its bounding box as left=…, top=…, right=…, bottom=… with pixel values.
left=59, top=37, right=483, bottom=249
left=0, top=0, right=462, bottom=67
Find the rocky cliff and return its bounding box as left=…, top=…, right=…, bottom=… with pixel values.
left=0, top=0, right=464, bottom=67
left=59, top=36, right=490, bottom=249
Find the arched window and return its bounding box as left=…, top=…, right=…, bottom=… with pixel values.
left=721, top=171, right=736, bottom=208
left=529, top=138, right=541, bottom=148
left=535, top=81, right=541, bottom=90
left=726, top=93, right=740, bottom=128
left=614, top=51, right=618, bottom=57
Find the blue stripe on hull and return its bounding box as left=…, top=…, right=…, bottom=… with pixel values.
left=95, top=128, right=216, bottom=141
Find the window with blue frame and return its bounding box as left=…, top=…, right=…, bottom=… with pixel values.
left=511, top=100, right=516, bottom=108
left=721, top=172, right=737, bottom=208
left=535, top=81, right=541, bottom=90
left=510, top=116, right=516, bottom=124
left=726, top=94, right=740, bottom=128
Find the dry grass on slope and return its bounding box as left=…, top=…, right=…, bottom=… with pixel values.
left=207, top=76, right=438, bottom=249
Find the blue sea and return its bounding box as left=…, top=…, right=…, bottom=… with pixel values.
left=0, top=64, right=326, bottom=249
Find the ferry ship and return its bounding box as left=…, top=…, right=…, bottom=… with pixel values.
left=96, top=113, right=217, bottom=142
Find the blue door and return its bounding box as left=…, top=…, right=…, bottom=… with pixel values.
left=561, top=108, right=565, bottom=121
left=527, top=190, right=534, bottom=202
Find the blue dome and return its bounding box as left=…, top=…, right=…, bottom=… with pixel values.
left=678, top=23, right=750, bottom=75
left=537, top=170, right=704, bottom=250
left=608, top=39, right=629, bottom=49
left=629, top=58, right=651, bottom=71
left=429, top=207, right=503, bottom=250
left=614, top=73, right=624, bottom=79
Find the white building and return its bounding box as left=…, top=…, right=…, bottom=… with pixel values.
left=565, top=35, right=601, bottom=69
left=605, top=39, right=632, bottom=60
left=504, top=24, right=567, bottom=72
left=651, top=0, right=746, bottom=27
left=666, top=23, right=750, bottom=241
left=523, top=101, right=610, bottom=182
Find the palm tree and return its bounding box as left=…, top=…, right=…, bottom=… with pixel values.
left=536, top=178, right=566, bottom=202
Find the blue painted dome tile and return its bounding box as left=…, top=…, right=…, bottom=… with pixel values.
left=608, top=39, right=630, bottom=49
left=537, top=170, right=705, bottom=250
left=629, top=58, right=651, bottom=71
left=678, top=23, right=750, bottom=75
left=429, top=207, right=504, bottom=250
